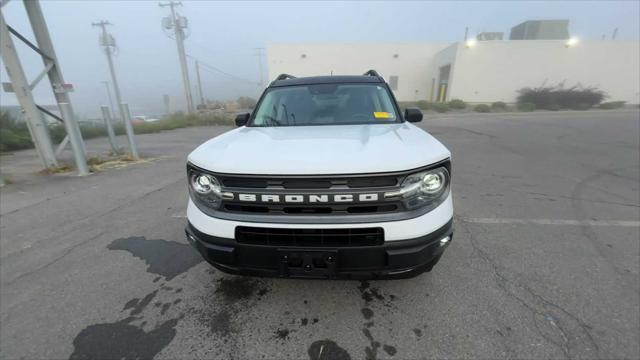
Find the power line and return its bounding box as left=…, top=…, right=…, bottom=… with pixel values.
left=199, top=63, right=258, bottom=85
left=186, top=38, right=256, bottom=58
left=198, top=67, right=258, bottom=88
left=186, top=54, right=259, bottom=85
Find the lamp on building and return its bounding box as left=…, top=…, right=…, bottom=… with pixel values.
left=565, top=37, right=579, bottom=48
left=465, top=38, right=477, bottom=48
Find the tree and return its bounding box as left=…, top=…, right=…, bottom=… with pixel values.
left=237, top=96, right=257, bottom=109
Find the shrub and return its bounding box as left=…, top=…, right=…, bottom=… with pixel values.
left=517, top=84, right=605, bottom=109
left=517, top=102, right=536, bottom=112
left=398, top=101, right=417, bottom=108
left=447, top=99, right=466, bottom=110
left=237, top=96, right=257, bottom=109
left=0, top=128, right=33, bottom=152
left=491, top=101, right=507, bottom=111
left=432, top=103, right=450, bottom=113
left=0, top=112, right=233, bottom=152
left=48, top=125, right=67, bottom=143
left=599, top=101, right=626, bottom=109
left=571, top=103, right=592, bottom=111
left=48, top=124, right=110, bottom=143
left=0, top=110, right=16, bottom=129
left=474, top=104, right=491, bottom=113
left=0, top=111, right=33, bottom=152
left=415, top=100, right=432, bottom=110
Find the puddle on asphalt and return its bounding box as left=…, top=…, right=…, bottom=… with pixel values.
left=68, top=316, right=180, bottom=360
left=107, top=236, right=203, bottom=280
left=69, top=238, right=407, bottom=359
left=308, top=339, right=352, bottom=360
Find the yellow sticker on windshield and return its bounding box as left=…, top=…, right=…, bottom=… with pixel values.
left=374, top=112, right=391, bottom=119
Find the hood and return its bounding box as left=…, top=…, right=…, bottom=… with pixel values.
left=188, top=123, right=450, bottom=175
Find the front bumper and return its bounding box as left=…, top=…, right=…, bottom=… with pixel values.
left=185, top=219, right=453, bottom=279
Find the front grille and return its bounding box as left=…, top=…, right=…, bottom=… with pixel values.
left=217, top=173, right=404, bottom=216
left=190, top=160, right=451, bottom=218
left=220, top=175, right=398, bottom=189
left=223, top=203, right=399, bottom=215
left=235, top=226, right=384, bottom=246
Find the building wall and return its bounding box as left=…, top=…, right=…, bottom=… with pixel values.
left=430, top=43, right=459, bottom=102
left=267, top=43, right=449, bottom=101
left=268, top=41, right=640, bottom=104
left=509, top=20, right=569, bottom=40
left=448, top=40, right=640, bottom=104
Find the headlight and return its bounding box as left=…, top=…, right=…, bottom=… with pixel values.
left=385, top=166, right=449, bottom=210
left=188, top=168, right=225, bottom=210
left=421, top=172, right=445, bottom=194
left=191, top=173, right=221, bottom=195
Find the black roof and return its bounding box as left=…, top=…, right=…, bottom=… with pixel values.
left=269, top=75, right=383, bottom=88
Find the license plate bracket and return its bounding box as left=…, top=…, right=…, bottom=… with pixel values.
left=278, top=249, right=338, bottom=277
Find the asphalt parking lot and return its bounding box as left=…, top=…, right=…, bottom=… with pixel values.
left=1, top=109, right=638, bottom=359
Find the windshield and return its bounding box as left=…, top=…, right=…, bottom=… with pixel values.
left=250, top=83, right=400, bottom=126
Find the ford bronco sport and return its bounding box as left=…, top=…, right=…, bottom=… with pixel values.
left=185, top=70, right=453, bottom=279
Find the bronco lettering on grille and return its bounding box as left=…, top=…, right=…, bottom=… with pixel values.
left=235, top=193, right=379, bottom=203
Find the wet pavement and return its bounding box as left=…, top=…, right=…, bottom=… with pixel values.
left=1, top=110, right=638, bottom=359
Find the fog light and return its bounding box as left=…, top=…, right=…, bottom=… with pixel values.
left=439, top=236, right=450, bottom=246
left=186, top=233, right=196, bottom=245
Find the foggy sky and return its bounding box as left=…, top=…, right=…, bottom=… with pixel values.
left=1, top=0, right=639, bottom=118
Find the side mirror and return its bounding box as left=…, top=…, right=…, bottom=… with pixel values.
left=404, top=108, right=423, bottom=123
left=235, top=113, right=250, bottom=127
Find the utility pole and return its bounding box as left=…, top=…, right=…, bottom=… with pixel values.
left=254, top=47, right=266, bottom=88
left=101, top=81, right=117, bottom=121
left=160, top=1, right=194, bottom=113
left=163, top=94, right=171, bottom=115
left=195, top=60, right=205, bottom=108
left=92, top=21, right=123, bottom=119
left=100, top=106, right=119, bottom=154
left=92, top=20, right=138, bottom=158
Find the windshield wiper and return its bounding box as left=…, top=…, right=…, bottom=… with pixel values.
left=281, top=104, right=290, bottom=125
left=263, top=115, right=280, bottom=126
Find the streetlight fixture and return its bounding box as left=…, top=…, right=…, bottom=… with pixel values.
left=566, top=37, right=579, bottom=48
left=465, top=38, right=477, bottom=48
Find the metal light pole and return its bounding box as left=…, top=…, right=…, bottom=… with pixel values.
left=160, top=1, right=194, bottom=113
left=101, top=80, right=117, bottom=121
left=195, top=60, right=205, bottom=108
left=100, top=105, right=119, bottom=154
left=119, top=103, right=138, bottom=159
left=254, top=47, right=266, bottom=88
left=92, top=22, right=123, bottom=116
left=92, top=20, right=138, bottom=158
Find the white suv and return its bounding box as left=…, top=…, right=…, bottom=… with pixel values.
left=185, top=71, right=453, bottom=279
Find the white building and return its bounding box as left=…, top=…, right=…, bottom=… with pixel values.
left=267, top=40, right=640, bottom=104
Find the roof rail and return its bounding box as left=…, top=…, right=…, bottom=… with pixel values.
left=363, top=69, right=381, bottom=77
left=275, top=73, right=296, bottom=81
